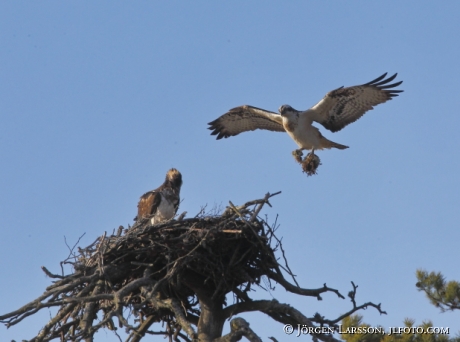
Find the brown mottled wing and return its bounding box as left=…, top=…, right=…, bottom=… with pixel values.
left=208, top=105, right=285, bottom=139
left=137, top=191, right=162, bottom=220
left=310, top=73, right=403, bottom=132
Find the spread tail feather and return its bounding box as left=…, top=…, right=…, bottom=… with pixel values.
left=319, top=136, right=349, bottom=150
left=332, top=142, right=349, bottom=150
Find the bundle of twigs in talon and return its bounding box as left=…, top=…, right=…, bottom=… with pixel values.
left=292, top=150, right=321, bottom=176
left=1, top=191, right=387, bottom=342
left=301, top=152, right=321, bottom=176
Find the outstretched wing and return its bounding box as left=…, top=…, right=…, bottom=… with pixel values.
left=208, top=105, right=285, bottom=139
left=310, top=73, right=403, bottom=132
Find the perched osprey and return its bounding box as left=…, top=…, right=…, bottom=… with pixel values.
left=208, top=73, right=403, bottom=154
left=136, top=168, right=182, bottom=225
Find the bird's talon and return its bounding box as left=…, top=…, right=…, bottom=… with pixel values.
left=292, top=149, right=304, bottom=163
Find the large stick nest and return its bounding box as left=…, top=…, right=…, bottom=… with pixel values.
left=76, top=198, right=279, bottom=309
left=1, top=191, right=386, bottom=342
left=2, top=192, right=286, bottom=341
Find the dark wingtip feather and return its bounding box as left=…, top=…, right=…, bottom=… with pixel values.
left=380, top=80, right=403, bottom=89
left=372, top=73, right=398, bottom=86
left=207, top=121, right=229, bottom=139
left=208, top=118, right=219, bottom=126
left=364, top=73, right=404, bottom=96
left=362, top=73, right=388, bottom=86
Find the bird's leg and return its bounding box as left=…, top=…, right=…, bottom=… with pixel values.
left=292, top=149, right=304, bottom=163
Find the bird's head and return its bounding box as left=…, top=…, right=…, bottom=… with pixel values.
left=279, top=104, right=296, bottom=117
left=165, top=168, right=183, bottom=189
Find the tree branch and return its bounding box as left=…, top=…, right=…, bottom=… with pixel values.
left=266, top=269, right=345, bottom=300
left=214, top=317, right=261, bottom=342
left=222, top=300, right=339, bottom=342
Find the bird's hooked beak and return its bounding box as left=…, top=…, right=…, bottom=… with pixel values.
left=279, top=104, right=292, bottom=117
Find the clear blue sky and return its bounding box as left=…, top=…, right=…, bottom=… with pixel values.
left=1, top=1, right=459, bottom=340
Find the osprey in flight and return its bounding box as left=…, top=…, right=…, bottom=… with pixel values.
left=136, top=168, right=182, bottom=225
left=208, top=73, right=403, bottom=154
